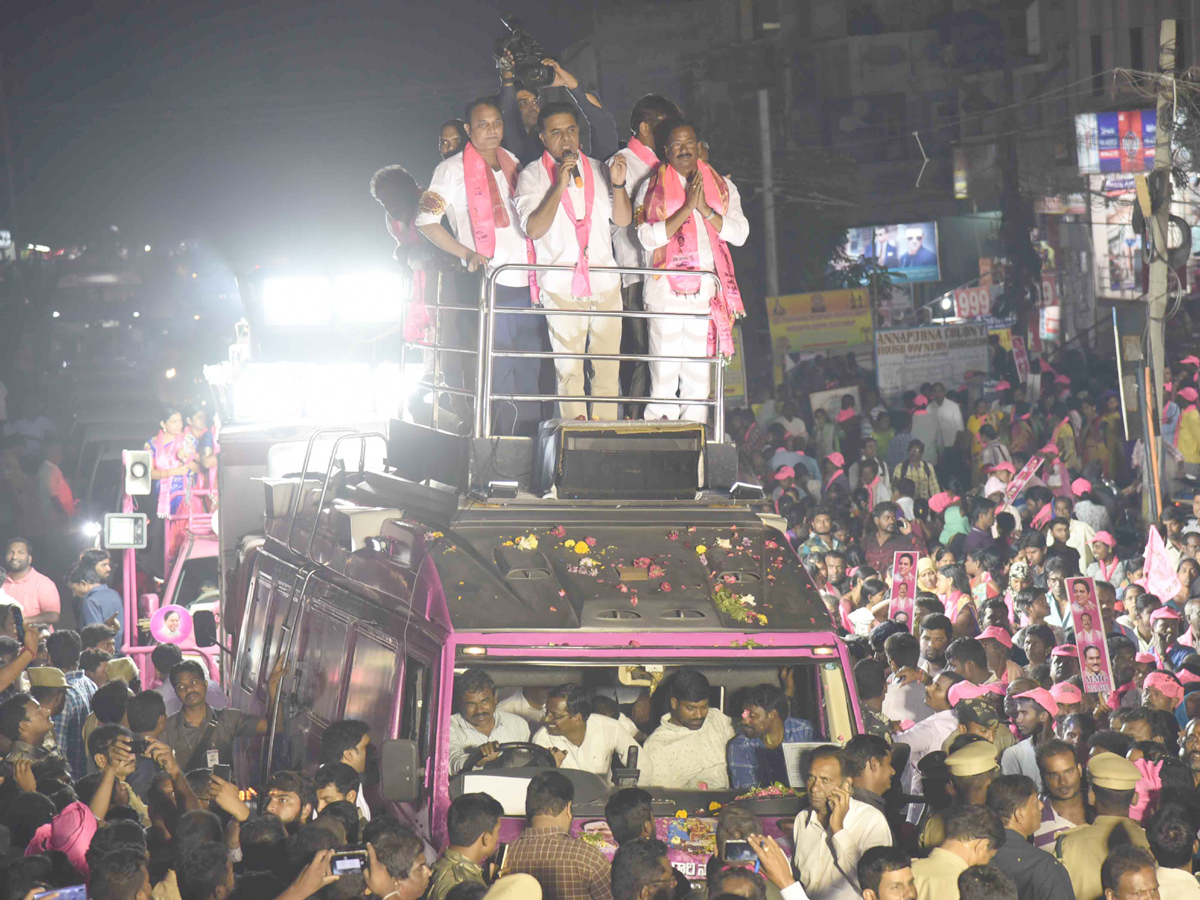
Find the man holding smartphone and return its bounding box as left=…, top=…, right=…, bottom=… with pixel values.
left=792, top=745, right=893, bottom=900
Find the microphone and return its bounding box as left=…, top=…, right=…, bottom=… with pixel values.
left=564, top=151, right=583, bottom=188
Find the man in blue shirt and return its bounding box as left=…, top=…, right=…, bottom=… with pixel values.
left=727, top=683, right=815, bottom=788
left=67, top=564, right=124, bottom=650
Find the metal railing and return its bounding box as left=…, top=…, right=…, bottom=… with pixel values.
left=405, top=263, right=726, bottom=440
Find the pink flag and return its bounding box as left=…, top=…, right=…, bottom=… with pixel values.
left=1140, top=527, right=1182, bottom=601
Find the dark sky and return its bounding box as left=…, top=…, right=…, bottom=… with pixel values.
left=3, top=0, right=582, bottom=270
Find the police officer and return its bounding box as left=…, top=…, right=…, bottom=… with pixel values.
left=1054, top=753, right=1149, bottom=900
left=920, top=739, right=1000, bottom=851
left=985, top=774, right=1073, bottom=900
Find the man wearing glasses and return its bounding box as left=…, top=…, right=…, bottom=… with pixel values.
left=533, top=684, right=654, bottom=785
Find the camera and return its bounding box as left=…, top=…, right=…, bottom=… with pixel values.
left=128, top=738, right=150, bottom=756
left=494, top=16, right=554, bottom=91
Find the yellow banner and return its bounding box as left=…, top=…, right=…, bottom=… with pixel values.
left=766, top=289, right=875, bottom=382
left=724, top=325, right=747, bottom=405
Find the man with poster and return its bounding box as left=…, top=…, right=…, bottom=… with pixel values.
left=889, top=551, right=918, bottom=631
left=1066, top=577, right=1116, bottom=693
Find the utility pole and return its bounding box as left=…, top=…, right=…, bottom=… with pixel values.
left=740, top=0, right=779, bottom=298
left=1142, top=18, right=1175, bottom=522
left=0, top=54, right=20, bottom=259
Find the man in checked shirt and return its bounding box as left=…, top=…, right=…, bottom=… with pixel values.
left=502, top=770, right=614, bottom=900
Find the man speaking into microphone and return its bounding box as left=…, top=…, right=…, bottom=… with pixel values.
left=516, top=101, right=630, bottom=421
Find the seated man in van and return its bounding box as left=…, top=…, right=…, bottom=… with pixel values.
left=449, top=668, right=531, bottom=775
left=727, top=683, right=816, bottom=789
left=533, top=683, right=655, bottom=785
left=643, top=668, right=735, bottom=789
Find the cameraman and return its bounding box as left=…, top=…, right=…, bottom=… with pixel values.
left=499, top=54, right=617, bottom=165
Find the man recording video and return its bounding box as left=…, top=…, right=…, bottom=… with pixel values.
left=498, top=50, right=616, bottom=165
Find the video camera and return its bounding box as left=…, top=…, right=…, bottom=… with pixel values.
left=494, top=16, right=555, bottom=91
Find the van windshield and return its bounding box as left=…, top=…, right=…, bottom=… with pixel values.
left=447, top=656, right=855, bottom=815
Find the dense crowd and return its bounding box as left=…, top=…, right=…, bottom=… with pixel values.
left=2, top=39, right=1199, bottom=900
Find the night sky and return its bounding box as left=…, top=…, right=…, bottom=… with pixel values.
left=3, top=0, right=578, bottom=270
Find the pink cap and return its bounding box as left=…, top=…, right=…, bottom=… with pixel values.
left=1072, top=477, right=1092, bottom=496
left=1182, top=355, right=1200, bottom=366
left=1049, top=683, right=1083, bottom=704
left=1050, top=644, right=1079, bottom=658
left=1055, top=374, right=1071, bottom=385
left=1180, top=387, right=1199, bottom=402
left=929, top=491, right=959, bottom=513
left=996, top=380, right=1012, bottom=390
left=836, top=408, right=856, bottom=422
left=1144, top=672, right=1184, bottom=704
left=1092, top=531, right=1117, bottom=548
left=826, top=452, right=845, bottom=467
left=1015, top=687, right=1059, bottom=717
left=947, top=681, right=1006, bottom=707
left=991, top=461, right=1017, bottom=474
left=977, top=625, right=1013, bottom=648
left=1179, top=668, right=1200, bottom=685
left=1135, top=652, right=1158, bottom=665
left=1166, top=382, right=1174, bottom=392
left=1039, top=442, right=1059, bottom=456
left=1150, top=607, right=1181, bottom=622
left=774, top=466, right=795, bottom=480
left=24, top=801, right=98, bottom=877
left=913, top=394, right=929, bottom=407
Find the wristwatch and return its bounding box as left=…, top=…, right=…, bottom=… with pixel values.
left=702, top=208, right=717, bottom=220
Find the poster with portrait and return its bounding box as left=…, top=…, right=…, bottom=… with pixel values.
left=1066, top=577, right=1115, bottom=693
left=151, top=604, right=193, bottom=645
left=889, top=551, right=918, bottom=632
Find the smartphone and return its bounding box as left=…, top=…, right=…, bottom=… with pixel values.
left=330, top=847, right=368, bottom=875
left=212, top=764, right=232, bottom=782
left=12, top=606, right=24, bottom=642
left=36, top=887, right=88, bottom=900
left=723, top=840, right=757, bottom=863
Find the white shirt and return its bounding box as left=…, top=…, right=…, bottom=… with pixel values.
left=776, top=416, right=809, bottom=440
left=532, top=714, right=653, bottom=785
left=933, top=398, right=964, bottom=450
left=897, top=708, right=959, bottom=824
left=608, top=144, right=657, bottom=285
left=642, top=710, right=736, bottom=789
left=514, top=152, right=620, bottom=297
left=416, top=149, right=530, bottom=288
left=882, top=678, right=932, bottom=726
left=792, top=798, right=893, bottom=900
left=634, top=167, right=749, bottom=309
left=1000, top=737, right=1042, bottom=791
left=448, top=711, right=531, bottom=774
left=495, top=688, right=546, bottom=730
left=1155, top=867, right=1200, bottom=899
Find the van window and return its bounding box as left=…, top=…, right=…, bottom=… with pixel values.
left=242, top=572, right=277, bottom=693
left=294, top=605, right=349, bottom=723
left=172, top=555, right=220, bottom=610
left=400, top=657, right=432, bottom=757
left=343, top=633, right=400, bottom=742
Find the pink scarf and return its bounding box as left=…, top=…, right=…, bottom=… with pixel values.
left=825, top=469, right=845, bottom=492
left=641, top=160, right=744, bottom=357
left=390, top=214, right=430, bottom=343
left=625, top=136, right=658, bottom=168
left=542, top=150, right=594, bottom=297
left=463, top=143, right=538, bottom=303
left=864, top=474, right=882, bottom=505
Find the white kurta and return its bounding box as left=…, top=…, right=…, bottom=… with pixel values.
left=792, top=798, right=893, bottom=900
left=416, top=149, right=529, bottom=288
left=608, top=146, right=656, bottom=286
left=532, top=714, right=653, bottom=785
left=634, top=168, right=749, bottom=422
left=642, top=710, right=736, bottom=789
left=447, top=711, right=531, bottom=775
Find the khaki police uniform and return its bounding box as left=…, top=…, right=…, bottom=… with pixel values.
left=919, top=741, right=998, bottom=852
left=426, top=848, right=485, bottom=900
left=1054, top=754, right=1149, bottom=900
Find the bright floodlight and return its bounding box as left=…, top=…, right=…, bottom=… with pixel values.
left=336, top=272, right=405, bottom=323
left=232, top=364, right=306, bottom=421
left=82, top=521, right=102, bottom=538
left=262, top=276, right=333, bottom=327
left=941, top=297, right=953, bottom=310
left=165, top=368, right=177, bottom=379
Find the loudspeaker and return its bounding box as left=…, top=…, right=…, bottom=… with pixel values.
left=123, top=449, right=152, bottom=496
left=546, top=420, right=706, bottom=499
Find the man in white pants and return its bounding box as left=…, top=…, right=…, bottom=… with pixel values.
left=635, top=118, right=748, bottom=423
left=609, top=94, right=681, bottom=413
left=516, top=101, right=629, bottom=421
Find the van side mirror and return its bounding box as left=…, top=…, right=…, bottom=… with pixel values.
left=193, top=610, right=218, bottom=647
left=379, top=739, right=421, bottom=803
